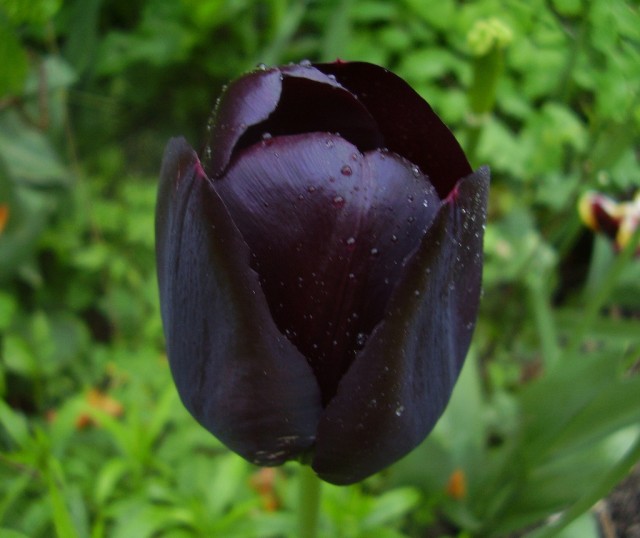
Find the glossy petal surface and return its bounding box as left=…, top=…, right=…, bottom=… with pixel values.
left=316, top=62, right=472, bottom=198
left=312, top=167, right=490, bottom=484
left=205, top=65, right=380, bottom=178
left=156, top=138, right=322, bottom=465
left=214, top=133, right=441, bottom=403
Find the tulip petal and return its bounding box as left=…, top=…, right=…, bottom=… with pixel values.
left=205, top=64, right=381, bottom=179
left=311, top=166, right=490, bottom=485
left=156, top=137, right=322, bottom=466
left=213, top=133, right=441, bottom=404
left=316, top=62, right=472, bottom=199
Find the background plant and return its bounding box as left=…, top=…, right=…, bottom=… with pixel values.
left=1, top=0, right=638, bottom=537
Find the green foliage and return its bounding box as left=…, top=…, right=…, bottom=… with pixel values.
left=1, top=0, right=639, bottom=536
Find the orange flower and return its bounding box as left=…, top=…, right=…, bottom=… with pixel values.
left=75, top=388, right=124, bottom=430
left=446, top=468, right=467, bottom=500
left=0, top=204, right=9, bottom=234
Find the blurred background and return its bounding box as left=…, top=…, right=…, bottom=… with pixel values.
left=0, top=0, right=639, bottom=537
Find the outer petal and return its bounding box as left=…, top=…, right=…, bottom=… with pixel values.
left=312, top=167, right=490, bottom=485
left=315, top=62, right=473, bottom=199
left=156, top=137, right=322, bottom=465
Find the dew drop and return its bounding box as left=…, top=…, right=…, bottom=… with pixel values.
left=356, top=332, right=367, bottom=347
left=414, top=290, right=420, bottom=296
left=391, top=234, right=398, bottom=243
left=307, top=185, right=316, bottom=193
left=395, top=405, right=405, bottom=417
left=327, top=74, right=337, bottom=81
left=348, top=272, right=355, bottom=279
left=411, top=165, right=420, bottom=177
left=370, top=247, right=379, bottom=256
left=325, top=138, right=335, bottom=149
left=261, top=132, right=273, bottom=146
left=345, top=236, right=356, bottom=247
left=340, top=164, right=353, bottom=176
left=255, top=62, right=267, bottom=71
left=332, top=195, right=345, bottom=208
left=300, top=59, right=312, bottom=67
left=407, top=194, right=414, bottom=203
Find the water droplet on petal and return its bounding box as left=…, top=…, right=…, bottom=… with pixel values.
left=395, top=405, right=405, bottom=416
left=345, top=236, right=356, bottom=248
left=300, top=59, right=312, bottom=67
left=356, top=332, right=367, bottom=347
left=370, top=247, right=379, bottom=256
left=261, top=132, right=273, bottom=146
left=325, top=138, right=335, bottom=149
left=340, top=165, right=352, bottom=176
left=333, top=195, right=345, bottom=208
left=255, top=62, right=267, bottom=71
left=411, top=165, right=420, bottom=177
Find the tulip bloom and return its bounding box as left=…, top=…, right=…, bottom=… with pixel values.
left=579, top=190, right=640, bottom=254
left=156, top=61, right=489, bottom=485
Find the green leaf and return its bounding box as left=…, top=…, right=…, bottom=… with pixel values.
left=0, top=528, right=33, bottom=538
left=0, top=112, right=70, bottom=187
left=46, top=457, right=81, bottom=538
left=0, top=21, right=28, bottom=97
left=361, top=487, right=420, bottom=528
left=0, top=399, right=30, bottom=447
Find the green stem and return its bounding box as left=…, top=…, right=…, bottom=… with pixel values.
left=297, top=465, right=322, bottom=538
left=527, top=276, right=560, bottom=370
left=566, top=225, right=640, bottom=357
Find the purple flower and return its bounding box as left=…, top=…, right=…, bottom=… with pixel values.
left=156, top=61, right=489, bottom=485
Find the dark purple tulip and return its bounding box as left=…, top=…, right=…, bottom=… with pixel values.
left=156, top=61, right=489, bottom=485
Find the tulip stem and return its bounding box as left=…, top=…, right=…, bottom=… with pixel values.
left=297, top=465, right=322, bottom=538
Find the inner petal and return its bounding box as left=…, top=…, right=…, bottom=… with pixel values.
left=214, top=133, right=441, bottom=404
